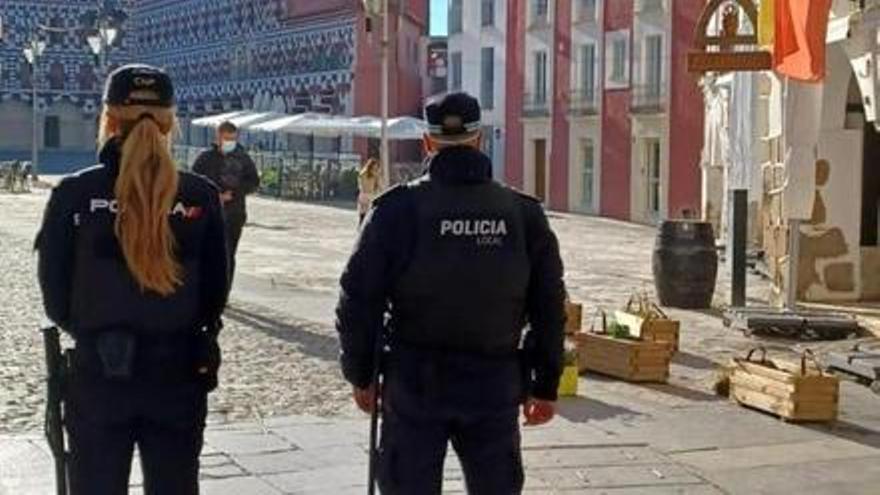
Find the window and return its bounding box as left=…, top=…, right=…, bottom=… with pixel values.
left=533, top=0, right=549, bottom=25
left=577, top=0, right=597, bottom=22
left=44, top=116, right=60, bottom=149
left=534, top=51, right=548, bottom=103
left=581, top=139, right=595, bottom=210
left=451, top=51, right=462, bottom=91
left=481, top=47, right=495, bottom=109
left=612, top=41, right=627, bottom=80
left=579, top=44, right=596, bottom=101
left=605, top=30, right=630, bottom=89
left=481, top=0, right=495, bottom=28
left=449, top=0, right=463, bottom=34
left=645, top=34, right=663, bottom=96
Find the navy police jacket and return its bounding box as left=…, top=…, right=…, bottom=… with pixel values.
left=335, top=146, right=566, bottom=401
left=36, top=139, right=230, bottom=337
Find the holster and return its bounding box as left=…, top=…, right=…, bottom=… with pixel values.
left=95, top=331, right=137, bottom=380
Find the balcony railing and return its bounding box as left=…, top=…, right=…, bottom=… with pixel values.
left=523, top=92, right=550, bottom=117
left=567, top=89, right=598, bottom=116
left=631, top=84, right=666, bottom=114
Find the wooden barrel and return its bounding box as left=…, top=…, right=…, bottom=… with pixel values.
left=652, top=221, right=718, bottom=309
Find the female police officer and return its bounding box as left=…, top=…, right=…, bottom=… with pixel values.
left=36, top=64, right=229, bottom=494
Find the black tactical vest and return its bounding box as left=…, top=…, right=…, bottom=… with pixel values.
left=68, top=171, right=211, bottom=334
left=391, top=180, right=531, bottom=355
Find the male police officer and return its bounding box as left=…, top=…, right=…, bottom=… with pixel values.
left=336, top=92, right=566, bottom=494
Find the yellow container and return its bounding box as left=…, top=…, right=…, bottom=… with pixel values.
left=557, top=365, right=579, bottom=397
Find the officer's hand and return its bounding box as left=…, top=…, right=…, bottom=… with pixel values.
left=353, top=385, right=378, bottom=414
left=523, top=398, right=555, bottom=426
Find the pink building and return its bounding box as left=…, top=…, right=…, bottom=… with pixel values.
left=499, top=0, right=704, bottom=222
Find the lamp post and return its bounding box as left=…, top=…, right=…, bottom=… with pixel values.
left=86, top=20, right=119, bottom=74
left=380, top=0, right=390, bottom=187
left=23, top=37, right=47, bottom=179
left=363, top=0, right=391, bottom=186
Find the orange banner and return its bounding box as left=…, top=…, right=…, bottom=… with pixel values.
left=773, top=0, right=833, bottom=82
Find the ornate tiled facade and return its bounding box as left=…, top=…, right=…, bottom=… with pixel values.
left=0, top=0, right=358, bottom=122
left=132, top=0, right=357, bottom=116
left=0, top=0, right=135, bottom=116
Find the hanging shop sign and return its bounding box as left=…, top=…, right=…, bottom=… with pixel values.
left=689, top=0, right=772, bottom=73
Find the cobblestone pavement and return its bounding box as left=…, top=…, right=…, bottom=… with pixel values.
left=1, top=188, right=877, bottom=434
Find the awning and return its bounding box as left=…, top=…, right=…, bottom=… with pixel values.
left=191, top=111, right=288, bottom=130
left=250, top=114, right=427, bottom=140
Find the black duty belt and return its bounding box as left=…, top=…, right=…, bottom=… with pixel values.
left=70, top=329, right=202, bottom=383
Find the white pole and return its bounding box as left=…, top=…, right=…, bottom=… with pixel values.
left=380, top=0, right=390, bottom=187
left=31, top=38, right=39, bottom=180
left=781, top=77, right=799, bottom=311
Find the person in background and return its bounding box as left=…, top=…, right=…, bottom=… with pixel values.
left=192, top=121, right=260, bottom=283
left=36, top=64, right=229, bottom=495
left=357, top=157, right=383, bottom=225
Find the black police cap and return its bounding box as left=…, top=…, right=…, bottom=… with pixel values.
left=424, top=92, right=482, bottom=139
left=103, top=64, right=174, bottom=108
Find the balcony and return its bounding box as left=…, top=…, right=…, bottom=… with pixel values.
left=631, top=84, right=666, bottom=114
left=567, top=89, right=598, bottom=116
left=523, top=92, right=550, bottom=117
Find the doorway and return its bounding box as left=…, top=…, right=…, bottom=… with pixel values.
left=645, top=138, right=662, bottom=221
left=581, top=138, right=596, bottom=212
left=863, top=123, right=880, bottom=247
left=534, top=138, right=547, bottom=201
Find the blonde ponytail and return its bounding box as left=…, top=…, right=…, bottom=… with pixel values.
left=99, top=105, right=182, bottom=296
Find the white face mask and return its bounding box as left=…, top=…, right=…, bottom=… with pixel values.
left=221, top=140, right=237, bottom=154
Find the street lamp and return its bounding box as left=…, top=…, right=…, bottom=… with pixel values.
left=23, top=37, right=47, bottom=179
left=86, top=22, right=118, bottom=70
left=362, top=0, right=390, bottom=187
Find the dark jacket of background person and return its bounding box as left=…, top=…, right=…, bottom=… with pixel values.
left=192, top=144, right=260, bottom=222
left=335, top=146, right=566, bottom=402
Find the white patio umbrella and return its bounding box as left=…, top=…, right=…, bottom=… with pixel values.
left=249, top=113, right=327, bottom=133
left=190, top=110, right=250, bottom=128
left=251, top=114, right=427, bottom=141
left=191, top=111, right=288, bottom=130
left=385, top=117, right=428, bottom=140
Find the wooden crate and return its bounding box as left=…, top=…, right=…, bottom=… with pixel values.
left=614, top=310, right=680, bottom=353
left=729, top=353, right=839, bottom=423
left=572, top=332, right=671, bottom=383
left=565, top=302, right=583, bottom=335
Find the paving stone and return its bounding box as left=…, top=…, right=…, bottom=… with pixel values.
left=233, top=445, right=365, bottom=475
left=702, top=456, right=880, bottom=495
left=530, top=464, right=705, bottom=491
left=670, top=439, right=880, bottom=472
left=272, top=421, right=368, bottom=450
left=262, top=464, right=367, bottom=493
left=200, top=476, right=282, bottom=495
left=205, top=429, right=296, bottom=455
left=523, top=445, right=669, bottom=470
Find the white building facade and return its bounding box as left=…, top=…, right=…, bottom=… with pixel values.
left=447, top=0, right=508, bottom=180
